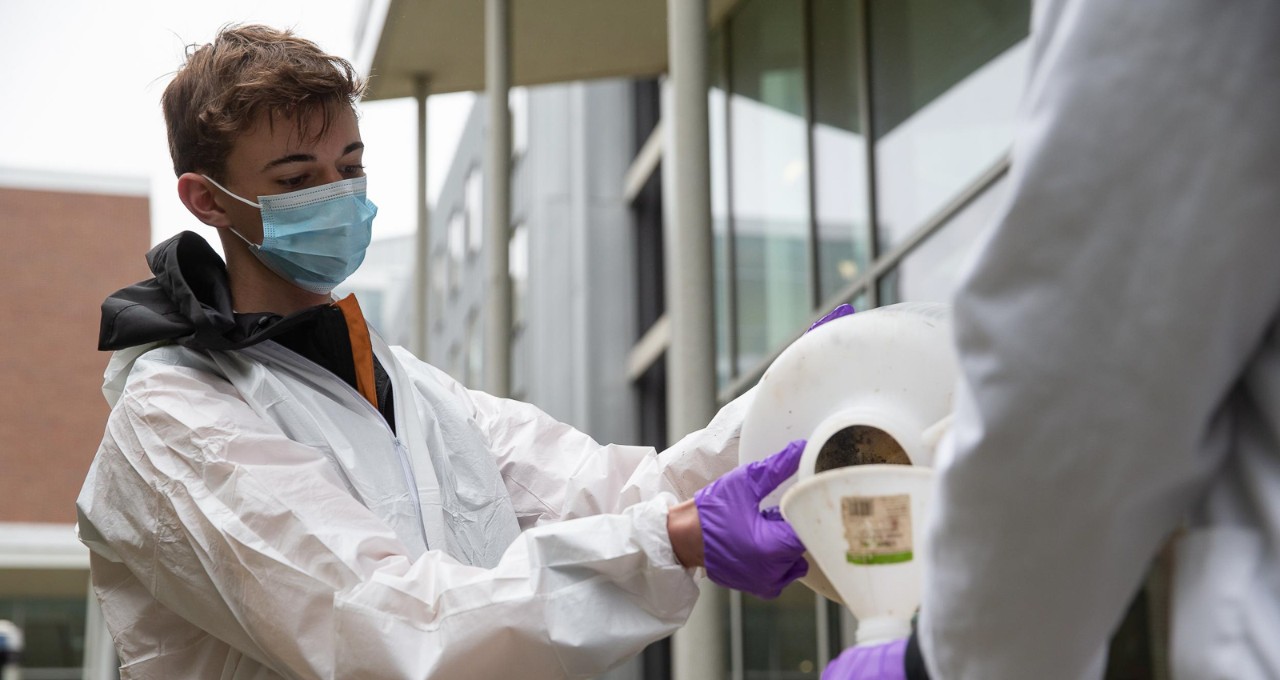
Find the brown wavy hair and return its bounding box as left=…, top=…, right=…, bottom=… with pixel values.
left=161, top=24, right=365, bottom=180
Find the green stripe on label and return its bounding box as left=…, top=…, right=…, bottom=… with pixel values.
left=847, top=551, right=913, bottom=565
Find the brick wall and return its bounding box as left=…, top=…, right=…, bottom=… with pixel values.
left=0, top=186, right=150, bottom=523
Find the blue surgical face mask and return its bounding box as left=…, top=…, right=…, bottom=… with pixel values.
left=202, top=175, right=378, bottom=294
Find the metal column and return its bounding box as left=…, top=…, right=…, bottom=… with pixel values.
left=82, top=584, right=116, bottom=679
left=484, top=0, right=513, bottom=397
left=665, top=0, right=722, bottom=678
left=413, top=75, right=430, bottom=359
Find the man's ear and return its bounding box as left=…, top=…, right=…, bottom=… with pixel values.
left=177, top=173, right=232, bottom=228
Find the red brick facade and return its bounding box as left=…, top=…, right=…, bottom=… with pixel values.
left=0, top=185, right=150, bottom=523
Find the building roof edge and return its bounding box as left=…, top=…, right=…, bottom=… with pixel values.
left=0, top=522, right=89, bottom=570
left=0, top=166, right=150, bottom=198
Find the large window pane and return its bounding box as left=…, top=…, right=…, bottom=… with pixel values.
left=877, top=175, right=1009, bottom=305
left=870, top=0, right=1029, bottom=250
left=742, top=583, right=820, bottom=680
left=0, top=596, right=86, bottom=678
left=730, top=0, right=812, bottom=372
left=811, top=0, right=872, bottom=303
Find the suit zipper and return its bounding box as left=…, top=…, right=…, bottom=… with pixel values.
left=248, top=341, right=432, bottom=550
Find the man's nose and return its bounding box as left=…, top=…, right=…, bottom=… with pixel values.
left=317, top=168, right=345, bottom=185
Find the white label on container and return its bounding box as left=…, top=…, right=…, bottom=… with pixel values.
left=842, top=494, right=913, bottom=565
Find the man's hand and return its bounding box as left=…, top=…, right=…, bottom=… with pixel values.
left=666, top=499, right=704, bottom=568
left=679, top=440, right=809, bottom=599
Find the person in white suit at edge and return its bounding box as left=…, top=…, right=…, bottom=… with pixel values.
left=76, top=24, right=830, bottom=680
left=820, top=1, right=1280, bottom=679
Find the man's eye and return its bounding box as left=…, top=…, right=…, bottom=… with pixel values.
left=279, top=175, right=308, bottom=188
left=343, top=164, right=366, bottom=176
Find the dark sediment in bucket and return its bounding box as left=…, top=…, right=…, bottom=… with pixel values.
left=815, top=425, right=911, bottom=472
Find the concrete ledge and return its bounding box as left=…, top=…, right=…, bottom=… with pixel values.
left=0, top=166, right=149, bottom=198
left=0, top=522, right=89, bottom=569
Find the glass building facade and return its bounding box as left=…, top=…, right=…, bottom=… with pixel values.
left=708, top=0, right=1028, bottom=400
left=637, top=1, right=1159, bottom=677
left=376, top=0, right=1163, bottom=676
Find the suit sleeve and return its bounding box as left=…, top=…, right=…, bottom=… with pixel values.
left=918, top=2, right=1280, bottom=678
left=78, top=356, right=699, bottom=679
left=402, top=349, right=752, bottom=527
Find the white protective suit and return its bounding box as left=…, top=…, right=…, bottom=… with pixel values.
left=77, top=328, right=747, bottom=679
left=919, top=1, right=1280, bottom=678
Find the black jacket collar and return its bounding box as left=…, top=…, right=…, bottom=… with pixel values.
left=98, top=231, right=325, bottom=351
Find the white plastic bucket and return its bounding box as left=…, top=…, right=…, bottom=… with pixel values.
left=781, top=465, right=935, bottom=645
left=737, top=303, right=955, bottom=604
left=738, top=302, right=956, bottom=502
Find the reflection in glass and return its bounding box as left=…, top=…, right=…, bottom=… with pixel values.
left=509, top=87, right=529, bottom=157
left=447, top=343, right=461, bottom=381
left=869, top=0, right=1029, bottom=250
left=430, top=247, right=447, bottom=331
left=730, top=0, right=812, bottom=372
left=742, top=583, right=819, bottom=680
left=448, top=210, right=465, bottom=293
left=851, top=291, right=871, bottom=316
left=877, top=175, right=1010, bottom=305
left=811, top=0, right=872, bottom=303
left=465, top=167, right=484, bottom=255
left=509, top=222, right=529, bottom=328
left=465, top=310, right=482, bottom=387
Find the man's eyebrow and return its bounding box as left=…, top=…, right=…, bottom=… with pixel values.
left=262, top=153, right=314, bottom=172
left=260, top=143, right=363, bottom=172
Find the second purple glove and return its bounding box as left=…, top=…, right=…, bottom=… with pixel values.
left=822, top=639, right=908, bottom=680
left=808, top=303, right=855, bottom=333
left=694, top=440, right=809, bottom=599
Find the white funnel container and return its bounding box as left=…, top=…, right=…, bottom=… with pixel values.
left=782, top=465, right=935, bottom=645
left=737, top=303, right=956, bottom=603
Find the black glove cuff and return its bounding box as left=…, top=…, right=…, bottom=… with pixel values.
left=905, top=616, right=931, bottom=680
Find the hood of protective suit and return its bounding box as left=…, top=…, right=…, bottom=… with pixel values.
left=98, top=230, right=369, bottom=408
left=99, top=230, right=322, bottom=353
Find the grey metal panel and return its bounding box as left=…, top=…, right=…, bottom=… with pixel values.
left=428, top=98, right=487, bottom=374
left=578, top=80, right=640, bottom=444
left=430, top=78, right=635, bottom=444
left=522, top=83, right=576, bottom=425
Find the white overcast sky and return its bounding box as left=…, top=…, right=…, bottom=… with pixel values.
left=0, top=0, right=473, bottom=247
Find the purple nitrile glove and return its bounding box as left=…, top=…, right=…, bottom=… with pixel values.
left=694, top=440, right=809, bottom=599
left=822, top=639, right=908, bottom=680
left=808, top=303, right=855, bottom=333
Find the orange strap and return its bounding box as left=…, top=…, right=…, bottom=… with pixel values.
left=332, top=294, right=379, bottom=408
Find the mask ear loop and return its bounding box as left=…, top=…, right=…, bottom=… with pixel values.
left=201, top=175, right=261, bottom=208
left=201, top=175, right=263, bottom=250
